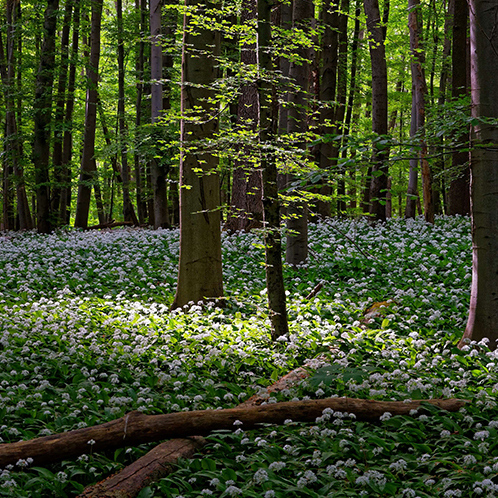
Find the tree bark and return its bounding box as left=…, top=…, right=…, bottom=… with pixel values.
left=448, top=0, right=470, bottom=215
left=32, top=0, right=59, bottom=233
left=364, top=0, right=389, bottom=221
left=117, top=0, right=139, bottom=226
left=0, top=397, right=468, bottom=468
left=225, top=0, right=263, bottom=233
left=258, top=0, right=289, bottom=340
left=74, top=0, right=104, bottom=228
left=285, top=0, right=313, bottom=265
left=171, top=0, right=224, bottom=309
left=459, top=0, right=498, bottom=348
left=149, top=0, right=169, bottom=229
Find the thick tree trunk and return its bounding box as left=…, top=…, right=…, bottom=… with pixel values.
left=285, top=0, right=313, bottom=265
left=258, top=0, right=289, bottom=340
left=74, top=0, right=104, bottom=229
left=172, top=0, right=224, bottom=309
left=225, top=0, right=263, bottom=233
left=32, top=0, right=59, bottom=233
left=364, top=0, right=389, bottom=221
left=460, top=0, right=498, bottom=348
left=0, top=397, right=467, bottom=468
left=448, top=0, right=470, bottom=215
left=150, top=0, right=169, bottom=229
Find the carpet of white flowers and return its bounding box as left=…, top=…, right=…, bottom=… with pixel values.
left=1, top=216, right=498, bottom=497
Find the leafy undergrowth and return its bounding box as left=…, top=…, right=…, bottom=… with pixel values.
left=0, top=216, right=497, bottom=497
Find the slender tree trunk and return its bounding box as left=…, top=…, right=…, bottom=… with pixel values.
left=32, top=0, right=59, bottom=233
left=258, top=0, right=289, bottom=340
left=117, top=0, right=139, bottom=225
left=407, top=0, right=433, bottom=223
left=74, top=0, right=104, bottom=228
left=4, top=0, right=32, bottom=230
left=285, top=0, right=313, bottom=265
left=364, top=0, right=389, bottom=221
left=459, top=0, right=498, bottom=347
left=405, top=92, right=418, bottom=218
left=150, top=0, right=169, bottom=228
left=50, top=0, right=72, bottom=225
left=335, top=0, right=350, bottom=215
left=317, top=0, right=339, bottom=218
left=448, top=0, right=470, bottom=215
left=60, top=1, right=81, bottom=226
left=134, top=0, right=148, bottom=224
left=225, top=0, right=263, bottom=232
left=172, top=0, right=224, bottom=309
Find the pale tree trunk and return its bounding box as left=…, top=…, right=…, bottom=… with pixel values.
left=172, top=0, right=224, bottom=309
left=364, top=0, right=389, bottom=221
left=225, top=0, right=263, bottom=233
left=60, top=0, right=81, bottom=226
left=117, top=0, right=139, bottom=225
left=459, top=0, right=498, bottom=348
left=317, top=0, right=339, bottom=218
left=150, top=0, right=169, bottom=229
left=407, top=0, right=433, bottom=223
left=285, top=0, right=313, bottom=265
left=448, top=0, right=470, bottom=215
left=4, top=0, right=32, bottom=230
left=74, top=0, right=104, bottom=228
left=33, top=0, right=59, bottom=233
left=258, top=0, right=289, bottom=340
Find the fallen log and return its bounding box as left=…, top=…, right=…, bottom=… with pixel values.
left=86, top=221, right=134, bottom=230
left=80, top=367, right=310, bottom=497
left=77, top=437, right=205, bottom=498
left=0, top=397, right=467, bottom=468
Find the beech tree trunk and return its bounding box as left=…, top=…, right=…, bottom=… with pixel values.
left=285, top=0, right=313, bottom=265
left=150, top=0, right=169, bottom=229
left=74, top=0, right=104, bottom=229
left=225, top=0, right=263, bottom=233
left=258, top=0, right=289, bottom=340
left=448, top=0, right=470, bottom=215
left=460, top=0, right=498, bottom=347
left=317, top=0, right=339, bottom=219
left=0, top=397, right=467, bottom=468
left=172, top=0, right=224, bottom=309
left=117, top=0, right=139, bottom=226
left=364, top=0, right=389, bottom=221
left=32, top=0, right=59, bottom=233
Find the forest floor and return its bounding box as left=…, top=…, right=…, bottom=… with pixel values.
left=0, top=216, right=497, bottom=497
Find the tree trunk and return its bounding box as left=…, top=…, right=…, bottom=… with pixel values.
left=0, top=397, right=467, bottom=468
left=460, top=0, right=498, bottom=348
left=317, top=0, right=339, bottom=219
left=448, top=0, right=470, bottom=215
left=171, top=0, right=224, bottom=309
left=74, top=0, right=104, bottom=229
left=364, top=0, right=389, bottom=221
left=258, top=0, right=289, bottom=340
left=50, top=0, right=72, bottom=225
left=60, top=0, right=81, bottom=226
left=32, top=0, right=59, bottom=233
left=225, top=0, right=263, bottom=233
left=285, top=0, right=313, bottom=265
left=149, top=0, right=169, bottom=229
left=117, top=0, right=139, bottom=225
left=4, top=0, right=32, bottom=230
